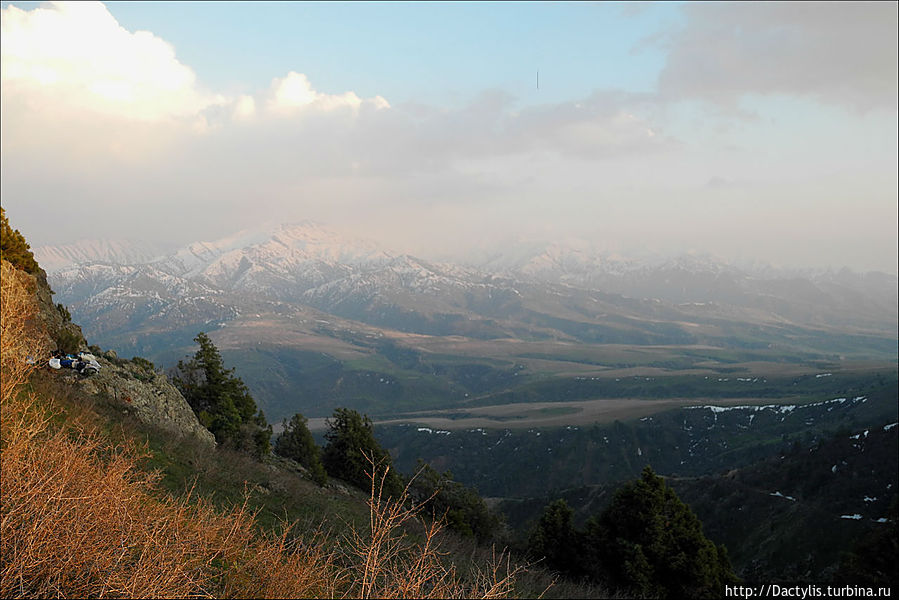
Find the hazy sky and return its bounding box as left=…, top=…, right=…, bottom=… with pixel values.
left=2, top=1, right=897, bottom=273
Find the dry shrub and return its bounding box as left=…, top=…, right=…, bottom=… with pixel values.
left=1, top=260, right=47, bottom=406
left=341, top=455, right=523, bottom=599
left=0, top=414, right=339, bottom=598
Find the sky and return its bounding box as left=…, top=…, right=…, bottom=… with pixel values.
left=1, top=1, right=897, bottom=274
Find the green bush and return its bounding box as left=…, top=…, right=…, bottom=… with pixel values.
left=56, top=303, right=72, bottom=323
left=0, top=208, right=39, bottom=274
left=527, top=499, right=580, bottom=575
left=131, top=356, right=156, bottom=373
left=527, top=467, right=738, bottom=597
left=54, top=328, right=83, bottom=355
left=587, top=466, right=738, bottom=598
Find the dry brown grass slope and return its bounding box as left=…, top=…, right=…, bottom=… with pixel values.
left=1, top=258, right=524, bottom=599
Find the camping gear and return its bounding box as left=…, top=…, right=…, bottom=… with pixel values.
left=46, top=351, right=101, bottom=375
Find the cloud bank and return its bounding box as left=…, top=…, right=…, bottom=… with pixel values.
left=658, top=2, right=898, bottom=110
left=1, top=1, right=896, bottom=274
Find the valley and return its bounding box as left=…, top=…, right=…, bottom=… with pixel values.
left=29, top=221, right=899, bottom=584
left=369, top=395, right=870, bottom=431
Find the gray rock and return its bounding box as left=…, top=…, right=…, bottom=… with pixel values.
left=77, top=358, right=216, bottom=447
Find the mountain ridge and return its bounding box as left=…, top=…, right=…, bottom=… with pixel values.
left=34, top=221, right=898, bottom=424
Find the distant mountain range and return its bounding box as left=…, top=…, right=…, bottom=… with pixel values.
left=36, top=221, right=898, bottom=336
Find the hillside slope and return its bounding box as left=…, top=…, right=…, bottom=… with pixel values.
left=0, top=257, right=545, bottom=599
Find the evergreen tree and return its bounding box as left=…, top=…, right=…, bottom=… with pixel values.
left=275, top=413, right=327, bottom=486
left=1, top=207, right=39, bottom=274
left=591, top=466, right=738, bottom=598
left=322, top=407, right=402, bottom=497
left=527, top=499, right=581, bottom=575
left=172, top=332, right=271, bottom=457
left=407, top=460, right=499, bottom=542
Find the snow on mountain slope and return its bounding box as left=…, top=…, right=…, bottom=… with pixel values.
left=38, top=222, right=898, bottom=347
left=33, top=239, right=170, bottom=273
left=195, top=222, right=394, bottom=296
left=151, top=225, right=281, bottom=278
left=299, top=254, right=494, bottom=307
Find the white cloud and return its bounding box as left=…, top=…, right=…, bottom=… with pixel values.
left=267, top=70, right=389, bottom=115
left=270, top=71, right=318, bottom=111
left=232, top=95, right=256, bottom=121
left=0, top=2, right=388, bottom=165
left=2, top=2, right=894, bottom=275
left=1, top=1, right=663, bottom=169
left=1, top=2, right=218, bottom=121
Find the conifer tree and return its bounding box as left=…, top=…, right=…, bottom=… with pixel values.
left=590, top=466, right=738, bottom=598
left=407, top=460, right=499, bottom=541
left=527, top=499, right=581, bottom=575
left=172, top=332, right=271, bottom=456
left=527, top=467, right=738, bottom=596
left=275, top=413, right=327, bottom=486
left=322, top=407, right=403, bottom=497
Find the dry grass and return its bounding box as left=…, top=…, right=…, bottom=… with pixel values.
left=0, top=259, right=522, bottom=599
left=1, top=261, right=47, bottom=407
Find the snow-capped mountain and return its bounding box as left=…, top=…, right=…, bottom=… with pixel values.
left=472, top=238, right=642, bottom=279
left=40, top=222, right=515, bottom=341
left=46, top=222, right=388, bottom=298
left=36, top=221, right=898, bottom=354
left=473, top=239, right=896, bottom=325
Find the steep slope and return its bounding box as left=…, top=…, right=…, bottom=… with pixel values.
left=2, top=204, right=553, bottom=597
left=672, top=422, right=898, bottom=581
left=498, top=421, right=898, bottom=583
left=1, top=257, right=214, bottom=444
left=487, top=415, right=897, bottom=583
left=0, top=253, right=566, bottom=600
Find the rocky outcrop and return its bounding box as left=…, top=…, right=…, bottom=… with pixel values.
left=77, top=352, right=216, bottom=447
left=12, top=259, right=216, bottom=447
left=31, top=265, right=88, bottom=354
